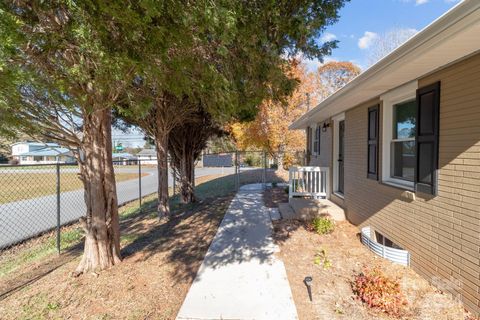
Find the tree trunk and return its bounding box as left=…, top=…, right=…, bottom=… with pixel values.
left=75, top=109, right=121, bottom=275
left=179, top=150, right=195, bottom=203
left=155, top=132, right=170, bottom=218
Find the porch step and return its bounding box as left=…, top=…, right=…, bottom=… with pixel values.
left=281, top=198, right=345, bottom=221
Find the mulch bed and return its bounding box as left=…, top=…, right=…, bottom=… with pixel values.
left=263, top=186, right=289, bottom=208
left=268, top=192, right=471, bottom=320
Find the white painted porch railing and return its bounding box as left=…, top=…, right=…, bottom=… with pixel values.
left=288, top=166, right=329, bottom=199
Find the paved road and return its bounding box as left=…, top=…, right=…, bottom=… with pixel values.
left=177, top=184, right=298, bottom=320
left=0, top=166, right=237, bottom=249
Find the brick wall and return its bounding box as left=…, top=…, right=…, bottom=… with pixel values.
left=342, top=53, right=480, bottom=316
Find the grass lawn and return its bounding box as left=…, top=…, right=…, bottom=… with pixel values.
left=0, top=169, right=290, bottom=319
left=0, top=172, right=145, bottom=204
left=0, top=172, right=242, bottom=320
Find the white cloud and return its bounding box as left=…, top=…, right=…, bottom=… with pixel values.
left=415, top=0, right=429, bottom=5
left=358, top=31, right=378, bottom=50
left=321, top=32, right=337, bottom=42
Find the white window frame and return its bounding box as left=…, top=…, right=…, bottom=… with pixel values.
left=381, top=80, right=418, bottom=190
left=332, top=112, right=345, bottom=197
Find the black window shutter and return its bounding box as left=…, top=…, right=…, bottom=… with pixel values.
left=367, top=105, right=379, bottom=180
left=317, top=126, right=320, bottom=153
left=306, top=127, right=311, bottom=153
left=415, top=82, right=440, bottom=195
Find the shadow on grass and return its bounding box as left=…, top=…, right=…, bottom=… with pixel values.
left=120, top=169, right=294, bottom=282
left=0, top=169, right=291, bottom=299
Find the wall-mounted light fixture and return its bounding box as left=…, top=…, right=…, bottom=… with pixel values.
left=322, top=122, right=330, bottom=132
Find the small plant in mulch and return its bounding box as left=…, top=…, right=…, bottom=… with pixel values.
left=352, top=266, right=408, bottom=317
left=313, top=248, right=332, bottom=270
left=307, top=216, right=335, bottom=235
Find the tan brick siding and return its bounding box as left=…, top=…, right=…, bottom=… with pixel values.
left=339, top=54, right=480, bottom=316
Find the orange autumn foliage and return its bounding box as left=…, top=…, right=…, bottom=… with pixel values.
left=231, top=60, right=360, bottom=155
left=231, top=61, right=317, bottom=154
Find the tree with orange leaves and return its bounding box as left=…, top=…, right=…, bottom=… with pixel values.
left=316, top=61, right=361, bottom=100
left=231, top=61, right=317, bottom=167
left=231, top=60, right=360, bottom=169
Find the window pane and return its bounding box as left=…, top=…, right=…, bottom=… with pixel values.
left=393, top=100, right=416, bottom=139
left=391, top=141, right=415, bottom=181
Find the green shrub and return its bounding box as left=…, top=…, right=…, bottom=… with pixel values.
left=311, top=216, right=335, bottom=235
left=352, top=266, right=407, bottom=316
left=314, top=248, right=332, bottom=270
left=244, top=153, right=262, bottom=167
left=284, top=186, right=289, bottom=194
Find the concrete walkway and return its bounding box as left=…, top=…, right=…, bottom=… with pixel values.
left=176, top=184, right=298, bottom=320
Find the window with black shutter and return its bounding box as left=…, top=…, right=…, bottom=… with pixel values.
left=415, top=82, right=440, bottom=195
left=313, top=125, right=320, bottom=154
left=367, top=105, right=379, bottom=180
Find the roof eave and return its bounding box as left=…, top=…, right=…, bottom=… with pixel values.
left=290, top=0, right=480, bottom=130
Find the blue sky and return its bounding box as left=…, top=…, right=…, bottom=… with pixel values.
left=304, top=0, right=461, bottom=71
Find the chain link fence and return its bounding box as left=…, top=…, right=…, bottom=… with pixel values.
left=0, top=150, right=304, bottom=256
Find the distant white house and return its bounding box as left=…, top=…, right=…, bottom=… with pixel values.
left=136, top=148, right=157, bottom=165
left=112, top=152, right=137, bottom=165
left=11, top=142, right=75, bottom=165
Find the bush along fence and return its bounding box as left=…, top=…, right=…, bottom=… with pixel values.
left=0, top=150, right=305, bottom=254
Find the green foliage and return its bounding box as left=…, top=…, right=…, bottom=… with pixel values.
left=314, top=248, right=332, bottom=270
left=1, top=0, right=349, bottom=144
left=244, top=153, right=262, bottom=167
left=352, top=266, right=408, bottom=316
left=311, top=216, right=335, bottom=235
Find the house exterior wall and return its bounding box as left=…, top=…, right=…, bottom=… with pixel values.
left=137, top=155, right=157, bottom=165
left=307, top=53, right=480, bottom=315
left=341, top=54, right=480, bottom=315
left=15, top=155, right=75, bottom=165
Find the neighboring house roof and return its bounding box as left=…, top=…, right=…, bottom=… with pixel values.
left=11, top=141, right=59, bottom=147
left=19, top=147, right=72, bottom=157
left=112, top=153, right=137, bottom=160
left=290, top=0, right=480, bottom=129
left=136, top=149, right=156, bottom=156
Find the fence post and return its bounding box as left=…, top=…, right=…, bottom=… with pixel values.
left=56, top=163, right=61, bottom=254
left=262, top=151, right=266, bottom=188
left=138, top=160, right=142, bottom=212
left=235, top=150, right=239, bottom=190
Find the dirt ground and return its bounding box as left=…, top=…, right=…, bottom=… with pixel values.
left=264, top=188, right=472, bottom=320
left=0, top=193, right=233, bottom=319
